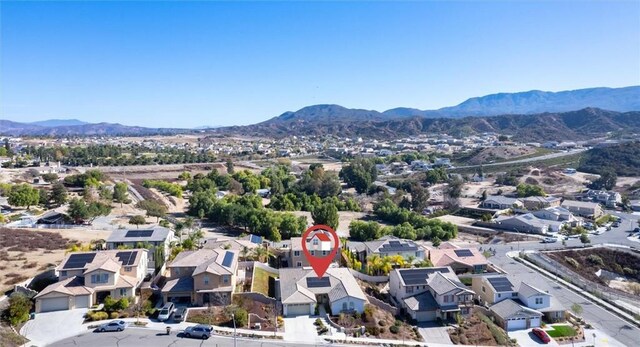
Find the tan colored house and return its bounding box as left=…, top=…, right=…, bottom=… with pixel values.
left=34, top=249, right=149, bottom=313
left=561, top=200, right=604, bottom=219
left=521, top=196, right=561, bottom=210
left=277, top=236, right=340, bottom=268
left=161, top=249, right=238, bottom=306
left=427, top=243, right=488, bottom=274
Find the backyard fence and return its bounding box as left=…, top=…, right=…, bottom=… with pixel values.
left=348, top=268, right=388, bottom=283
left=365, top=294, right=399, bottom=315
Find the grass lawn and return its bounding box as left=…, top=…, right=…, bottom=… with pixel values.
left=546, top=325, right=577, bottom=338
left=252, top=267, right=278, bottom=297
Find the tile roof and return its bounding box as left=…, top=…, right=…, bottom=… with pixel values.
left=279, top=267, right=366, bottom=305
left=57, top=249, right=145, bottom=273
left=168, top=249, right=237, bottom=276
left=403, top=291, right=438, bottom=312
left=428, top=247, right=487, bottom=268
left=34, top=276, right=93, bottom=298
left=490, top=299, right=542, bottom=319
left=518, top=282, right=549, bottom=298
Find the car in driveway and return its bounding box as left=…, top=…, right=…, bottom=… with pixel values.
left=173, top=307, right=187, bottom=322
left=542, top=237, right=557, bottom=243
left=158, top=302, right=175, bottom=321
left=98, top=320, right=127, bottom=332
left=183, top=324, right=213, bottom=339
left=532, top=328, right=551, bottom=344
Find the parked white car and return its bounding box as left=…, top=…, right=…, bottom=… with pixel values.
left=158, top=302, right=175, bottom=321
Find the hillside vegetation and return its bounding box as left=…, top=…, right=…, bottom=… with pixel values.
left=578, top=141, right=640, bottom=176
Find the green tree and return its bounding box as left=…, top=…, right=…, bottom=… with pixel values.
left=516, top=183, right=546, bottom=197
left=311, top=201, right=339, bottom=230
left=230, top=307, right=248, bottom=327
left=67, top=198, right=111, bottom=224
left=99, top=185, right=113, bottom=201
left=349, top=220, right=383, bottom=241
left=226, top=159, right=235, bottom=174
left=571, top=303, right=583, bottom=315
left=410, top=183, right=430, bottom=212
left=50, top=182, right=68, bottom=206
left=38, top=188, right=49, bottom=206
left=580, top=233, right=591, bottom=246
left=7, top=293, right=32, bottom=326
left=8, top=183, right=40, bottom=209
left=129, top=215, right=147, bottom=228
left=41, top=173, right=59, bottom=182
left=588, top=170, right=617, bottom=190
left=137, top=200, right=167, bottom=222
left=113, top=182, right=129, bottom=207
left=339, top=158, right=377, bottom=194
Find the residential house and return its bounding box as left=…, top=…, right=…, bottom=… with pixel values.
left=532, top=206, right=580, bottom=231
left=427, top=244, right=488, bottom=274
left=578, top=190, right=622, bottom=208
left=34, top=249, right=149, bottom=313
left=349, top=236, right=425, bottom=265
left=481, top=196, right=523, bottom=210
left=521, top=196, right=562, bottom=210
left=161, top=249, right=238, bottom=305
left=106, top=226, right=174, bottom=274
left=277, top=234, right=340, bottom=268
left=494, top=214, right=550, bottom=234
left=278, top=267, right=367, bottom=316
left=472, top=275, right=565, bottom=329
left=561, top=200, right=604, bottom=219
left=389, top=267, right=474, bottom=322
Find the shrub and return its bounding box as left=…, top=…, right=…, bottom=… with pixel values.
left=565, top=257, right=580, bottom=269
left=389, top=325, right=400, bottom=334
left=365, top=326, right=380, bottom=336
left=120, top=312, right=129, bottom=318
left=115, top=297, right=129, bottom=311
left=623, top=267, right=637, bottom=276
left=7, top=293, right=32, bottom=326
left=394, top=319, right=402, bottom=327
left=110, top=312, right=120, bottom=319
left=587, top=254, right=604, bottom=266
left=314, top=318, right=322, bottom=326
left=379, top=327, right=385, bottom=333
left=363, top=305, right=374, bottom=322
left=231, top=307, right=248, bottom=327
left=88, top=311, right=109, bottom=321
left=378, top=320, right=386, bottom=326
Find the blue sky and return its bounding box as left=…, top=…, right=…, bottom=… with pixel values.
left=1, top=1, right=639, bottom=127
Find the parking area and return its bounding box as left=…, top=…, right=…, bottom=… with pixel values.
left=416, top=323, right=453, bottom=345
left=508, top=329, right=560, bottom=347
left=20, top=308, right=88, bottom=346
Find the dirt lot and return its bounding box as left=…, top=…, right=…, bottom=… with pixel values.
left=520, top=167, right=588, bottom=195
left=546, top=247, right=640, bottom=289
left=186, top=296, right=279, bottom=332
left=291, top=211, right=368, bottom=238
left=0, top=227, right=110, bottom=293
left=449, top=313, right=498, bottom=345
left=464, top=146, right=539, bottom=165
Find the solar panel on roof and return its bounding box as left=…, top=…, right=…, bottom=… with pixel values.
left=125, top=230, right=154, bottom=238
left=487, top=277, right=514, bottom=292
left=399, top=268, right=449, bottom=285
left=389, top=241, right=401, bottom=246
left=222, top=251, right=234, bottom=267
left=306, top=277, right=330, bottom=288
left=453, top=249, right=473, bottom=257
left=116, top=251, right=137, bottom=266
left=63, top=253, right=96, bottom=269
left=249, top=235, right=263, bottom=244
left=379, top=240, right=418, bottom=252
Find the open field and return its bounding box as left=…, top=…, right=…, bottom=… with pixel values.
left=0, top=228, right=111, bottom=293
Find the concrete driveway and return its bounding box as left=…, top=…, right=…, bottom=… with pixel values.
left=417, top=322, right=453, bottom=344
left=509, top=329, right=560, bottom=347
left=282, top=315, right=319, bottom=342
left=20, top=309, right=88, bottom=346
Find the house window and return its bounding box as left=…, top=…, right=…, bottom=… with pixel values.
left=444, top=295, right=452, bottom=303
left=535, top=297, right=543, bottom=305
left=349, top=302, right=354, bottom=309
left=342, top=302, right=347, bottom=310
left=313, top=239, right=319, bottom=246
left=60, top=271, right=67, bottom=277
left=407, top=286, right=414, bottom=294
left=296, top=262, right=302, bottom=267
left=512, top=293, right=517, bottom=297
left=294, top=251, right=300, bottom=257
left=175, top=268, right=180, bottom=276
left=204, top=276, right=210, bottom=285
left=223, top=275, right=230, bottom=284
left=415, top=251, right=420, bottom=257
left=91, top=273, right=108, bottom=284
left=119, top=288, right=127, bottom=296
left=322, top=250, right=327, bottom=256
left=124, top=267, right=132, bottom=272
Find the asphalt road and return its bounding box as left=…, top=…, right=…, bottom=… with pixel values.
left=50, top=329, right=330, bottom=347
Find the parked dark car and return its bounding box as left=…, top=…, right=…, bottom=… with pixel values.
left=532, top=328, right=551, bottom=344
left=173, top=307, right=187, bottom=322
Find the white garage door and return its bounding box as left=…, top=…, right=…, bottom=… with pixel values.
left=286, top=304, right=311, bottom=316
left=75, top=295, right=90, bottom=309
left=507, top=317, right=527, bottom=331
left=529, top=317, right=541, bottom=328
left=40, top=297, right=69, bottom=312
left=415, top=310, right=437, bottom=322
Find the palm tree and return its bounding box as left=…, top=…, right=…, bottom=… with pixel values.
left=253, top=246, right=268, bottom=263
left=380, top=256, right=393, bottom=275
left=240, top=246, right=250, bottom=261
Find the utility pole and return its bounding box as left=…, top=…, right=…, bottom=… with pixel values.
left=232, top=313, right=237, bottom=347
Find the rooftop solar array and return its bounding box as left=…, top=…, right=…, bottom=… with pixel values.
left=379, top=240, right=418, bottom=252
left=399, top=268, right=449, bottom=285
left=453, top=249, right=473, bottom=257
left=116, top=251, right=138, bottom=266
left=222, top=251, right=235, bottom=267
left=249, top=235, right=263, bottom=244
left=63, top=253, right=96, bottom=269
left=125, top=230, right=154, bottom=238
left=306, top=277, right=331, bottom=288
left=487, top=277, right=514, bottom=292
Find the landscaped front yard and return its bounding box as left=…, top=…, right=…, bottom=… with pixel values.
left=329, top=304, right=422, bottom=341
left=252, top=266, right=278, bottom=297
left=187, top=296, right=281, bottom=332
left=546, top=325, right=577, bottom=338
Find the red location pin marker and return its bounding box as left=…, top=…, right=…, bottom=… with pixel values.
left=301, top=224, right=340, bottom=278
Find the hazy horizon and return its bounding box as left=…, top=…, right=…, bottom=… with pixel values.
left=2, top=1, right=639, bottom=127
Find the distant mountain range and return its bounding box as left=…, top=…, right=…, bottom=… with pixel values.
left=0, top=120, right=189, bottom=137
left=1, top=86, right=638, bottom=139
left=219, top=108, right=640, bottom=141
